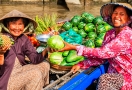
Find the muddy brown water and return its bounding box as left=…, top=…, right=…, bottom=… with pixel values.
left=0, top=2, right=104, bottom=22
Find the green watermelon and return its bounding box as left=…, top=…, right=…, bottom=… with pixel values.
left=93, top=16, right=104, bottom=25
left=84, top=39, right=95, bottom=48
left=96, top=24, right=106, bottom=34
left=73, top=15, right=82, bottom=21
left=71, top=17, right=80, bottom=27
left=78, top=29, right=87, bottom=38
left=87, top=31, right=97, bottom=40
left=62, top=22, right=72, bottom=31
left=73, top=27, right=79, bottom=33
left=80, top=18, right=87, bottom=23
left=104, top=23, right=113, bottom=32
left=94, top=37, right=103, bottom=47
left=78, top=22, right=86, bottom=29
left=97, top=33, right=106, bottom=39
left=84, top=23, right=95, bottom=33
left=85, top=14, right=95, bottom=23
left=81, top=12, right=90, bottom=18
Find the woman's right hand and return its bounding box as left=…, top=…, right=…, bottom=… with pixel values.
left=59, top=41, right=77, bottom=52
left=70, top=64, right=81, bottom=73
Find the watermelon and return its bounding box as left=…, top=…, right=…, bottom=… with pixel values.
left=73, top=15, right=82, bottom=21
left=81, top=12, right=90, bottom=18
left=78, top=22, right=86, bottom=29
left=94, top=37, right=103, bottom=47
left=97, top=33, right=106, bottom=39
left=87, top=31, right=97, bottom=40
left=96, top=24, right=106, bottom=34
left=62, top=22, right=72, bottom=31
left=84, top=23, right=95, bottom=33
left=73, top=27, right=79, bottom=33
left=84, top=39, right=95, bottom=48
left=78, top=29, right=87, bottom=38
left=85, top=14, right=95, bottom=23
left=104, top=23, right=113, bottom=32
left=71, top=17, right=80, bottom=27
left=93, top=16, right=104, bottom=25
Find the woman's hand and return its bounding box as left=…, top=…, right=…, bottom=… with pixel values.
left=0, top=54, right=4, bottom=65
left=70, top=64, right=81, bottom=73
left=0, top=45, right=10, bottom=65
left=47, top=47, right=57, bottom=53
left=42, top=47, right=57, bottom=57
left=0, top=45, right=11, bottom=54
left=59, top=41, right=77, bottom=52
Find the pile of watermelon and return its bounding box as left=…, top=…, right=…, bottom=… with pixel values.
left=62, top=12, right=113, bottom=48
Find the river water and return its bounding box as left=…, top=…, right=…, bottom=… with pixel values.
left=0, top=1, right=104, bottom=22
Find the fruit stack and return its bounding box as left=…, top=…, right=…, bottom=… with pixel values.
left=62, top=12, right=113, bottom=48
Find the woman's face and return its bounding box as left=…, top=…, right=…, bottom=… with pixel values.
left=8, top=18, right=25, bottom=37
left=112, top=6, right=130, bottom=27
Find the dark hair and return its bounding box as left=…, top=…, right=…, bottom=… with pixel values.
left=3, top=17, right=29, bottom=28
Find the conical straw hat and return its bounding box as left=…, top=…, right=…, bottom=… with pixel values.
left=0, top=9, right=37, bottom=29
left=100, top=3, right=132, bottom=25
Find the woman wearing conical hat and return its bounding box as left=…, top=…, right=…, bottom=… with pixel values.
left=59, top=3, right=132, bottom=89
left=0, top=10, right=50, bottom=90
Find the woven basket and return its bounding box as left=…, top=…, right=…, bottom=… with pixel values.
left=46, top=58, right=72, bottom=71
left=50, top=63, right=72, bottom=71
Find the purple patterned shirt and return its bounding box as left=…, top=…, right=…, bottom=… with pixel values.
left=0, top=34, right=44, bottom=90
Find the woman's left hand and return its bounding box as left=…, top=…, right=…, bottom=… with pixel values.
left=0, top=45, right=11, bottom=54
left=48, top=47, right=57, bottom=53
left=42, top=47, right=57, bottom=57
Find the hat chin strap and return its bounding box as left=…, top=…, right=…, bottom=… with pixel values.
left=23, top=22, right=35, bottom=33
left=0, top=22, right=35, bottom=33
left=0, top=23, right=10, bottom=33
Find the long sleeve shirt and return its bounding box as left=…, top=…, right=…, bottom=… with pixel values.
left=76, top=26, right=132, bottom=89
left=0, top=34, right=44, bottom=90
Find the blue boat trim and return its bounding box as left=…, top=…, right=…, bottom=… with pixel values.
left=59, top=61, right=109, bottom=90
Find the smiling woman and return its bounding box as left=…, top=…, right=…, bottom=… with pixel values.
left=58, top=3, right=132, bottom=90
left=0, top=9, right=50, bottom=90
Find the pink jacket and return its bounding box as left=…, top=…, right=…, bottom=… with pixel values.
left=77, top=26, right=132, bottom=89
